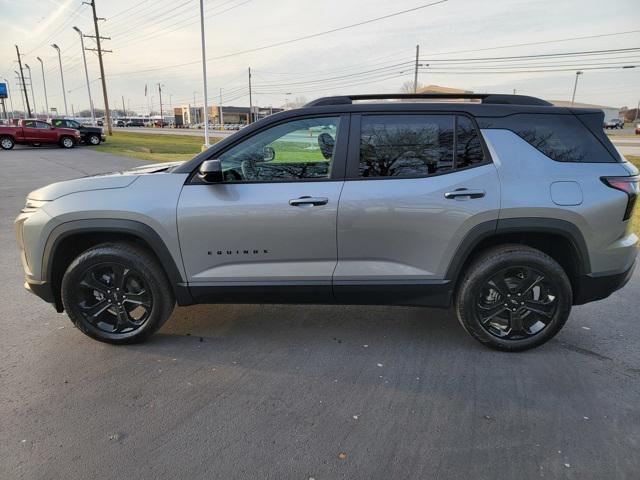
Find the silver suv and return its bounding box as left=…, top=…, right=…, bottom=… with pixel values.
left=15, top=93, right=638, bottom=351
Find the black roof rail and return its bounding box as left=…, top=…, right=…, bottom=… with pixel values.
left=304, top=93, right=552, bottom=107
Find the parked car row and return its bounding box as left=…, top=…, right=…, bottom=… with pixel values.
left=0, top=119, right=105, bottom=150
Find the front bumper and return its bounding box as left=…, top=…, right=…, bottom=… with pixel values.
left=573, top=259, right=636, bottom=305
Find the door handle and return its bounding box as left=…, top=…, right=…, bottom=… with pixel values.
left=444, top=188, right=485, bottom=199
left=289, top=196, right=329, bottom=206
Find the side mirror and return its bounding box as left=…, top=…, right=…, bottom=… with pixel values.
left=198, top=159, right=223, bottom=183
left=263, top=146, right=275, bottom=162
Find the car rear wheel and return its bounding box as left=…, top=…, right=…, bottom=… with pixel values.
left=1, top=136, right=15, bottom=150
left=59, top=136, right=75, bottom=148
left=88, top=134, right=101, bottom=145
left=456, top=244, right=572, bottom=351
left=61, top=243, right=175, bottom=344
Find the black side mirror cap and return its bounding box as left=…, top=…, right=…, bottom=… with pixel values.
left=198, top=159, right=223, bottom=183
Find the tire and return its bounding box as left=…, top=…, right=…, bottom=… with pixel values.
left=61, top=243, right=175, bottom=344
left=87, top=134, right=101, bottom=145
left=59, top=136, right=75, bottom=148
left=0, top=136, right=15, bottom=150
left=455, top=244, right=572, bottom=352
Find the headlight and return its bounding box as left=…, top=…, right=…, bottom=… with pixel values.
left=21, top=199, right=49, bottom=213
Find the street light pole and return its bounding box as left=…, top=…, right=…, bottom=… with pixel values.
left=219, top=88, right=224, bottom=127
left=14, top=71, right=26, bottom=116
left=248, top=66, right=253, bottom=124
left=199, top=0, right=210, bottom=148
left=24, top=64, right=37, bottom=116
left=51, top=44, right=69, bottom=117
left=193, top=91, right=198, bottom=124
left=571, top=71, right=583, bottom=106
left=73, top=26, right=95, bottom=125
left=413, top=44, right=420, bottom=93
left=36, top=57, right=49, bottom=116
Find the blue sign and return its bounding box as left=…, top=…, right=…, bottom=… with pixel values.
left=0, top=83, right=7, bottom=99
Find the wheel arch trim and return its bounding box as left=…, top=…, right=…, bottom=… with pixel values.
left=42, top=219, right=194, bottom=306
left=445, top=217, right=591, bottom=282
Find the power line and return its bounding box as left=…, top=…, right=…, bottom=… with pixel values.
left=423, top=29, right=640, bottom=57
left=107, top=0, right=448, bottom=77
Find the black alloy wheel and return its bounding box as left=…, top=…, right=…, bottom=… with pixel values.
left=475, top=266, right=558, bottom=340
left=456, top=244, right=572, bottom=351
left=61, top=243, right=175, bottom=344
left=75, top=262, right=153, bottom=334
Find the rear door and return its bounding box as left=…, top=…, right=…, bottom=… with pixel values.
left=334, top=113, right=500, bottom=305
left=177, top=114, right=349, bottom=303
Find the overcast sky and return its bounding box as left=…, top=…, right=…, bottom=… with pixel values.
left=1, top=0, right=638, bottom=115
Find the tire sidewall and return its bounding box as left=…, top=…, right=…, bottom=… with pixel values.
left=60, top=136, right=75, bottom=148
left=88, top=134, right=100, bottom=145
left=457, top=248, right=572, bottom=351
left=61, top=245, right=174, bottom=344
left=1, top=136, right=14, bottom=150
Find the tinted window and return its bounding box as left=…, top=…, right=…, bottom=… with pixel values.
left=359, top=115, right=454, bottom=177
left=35, top=121, right=50, bottom=129
left=218, top=117, right=340, bottom=182
left=456, top=116, right=485, bottom=168
left=23, top=120, right=36, bottom=127
left=478, top=113, right=617, bottom=163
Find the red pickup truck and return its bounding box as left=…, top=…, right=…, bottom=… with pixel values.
left=0, top=119, right=81, bottom=150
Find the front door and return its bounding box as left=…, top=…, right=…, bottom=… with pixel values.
left=177, top=114, right=349, bottom=303
left=334, top=113, right=500, bottom=305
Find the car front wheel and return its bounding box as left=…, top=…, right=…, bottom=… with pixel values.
left=456, top=244, right=572, bottom=351
left=88, top=134, right=101, bottom=145
left=1, top=136, right=15, bottom=150
left=61, top=243, right=175, bottom=344
left=59, top=136, right=75, bottom=148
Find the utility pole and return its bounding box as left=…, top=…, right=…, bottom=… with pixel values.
left=36, top=57, right=49, bottom=115
left=634, top=99, right=639, bottom=122
left=248, top=66, right=253, bottom=124
left=122, top=95, right=126, bottom=117
left=51, top=44, right=68, bottom=117
left=157, top=83, right=164, bottom=127
left=73, top=26, right=95, bottom=125
left=413, top=44, right=420, bottom=93
left=571, top=71, right=583, bottom=106
left=84, top=0, right=113, bottom=135
left=4, top=78, right=15, bottom=119
left=24, top=64, right=37, bottom=116
left=15, top=45, right=31, bottom=117
left=219, top=88, right=224, bottom=127
left=199, top=0, right=209, bottom=147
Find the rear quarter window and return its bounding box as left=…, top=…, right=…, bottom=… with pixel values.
left=478, top=113, right=618, bottom=163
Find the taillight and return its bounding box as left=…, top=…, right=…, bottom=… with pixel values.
left=601, top=176, right=639, bottom=221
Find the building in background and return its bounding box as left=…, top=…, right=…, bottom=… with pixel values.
left=417, top=85, right=473, bottom=95
left=174, top=105, right=284, bottom=126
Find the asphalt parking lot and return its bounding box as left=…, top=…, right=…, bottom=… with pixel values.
left=1, top=146, right=639, bottom=479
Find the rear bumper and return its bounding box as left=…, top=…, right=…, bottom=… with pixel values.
left=574, top=259, right=636, bottom=305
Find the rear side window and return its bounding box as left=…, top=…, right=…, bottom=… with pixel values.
left=358, top=114, right=485, bottom=178
left=479, top=113, right=617, bottom=163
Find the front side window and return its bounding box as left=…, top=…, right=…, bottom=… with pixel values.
left=359, top=115, right=454, bottom=178
left=218, top=116, right=340, bottom=182
left=23, top=120, right=37, bottom=128
left=35, top=121, right=50, bottom=129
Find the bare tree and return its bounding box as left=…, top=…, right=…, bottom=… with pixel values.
left=399, top=81, right=422, bottom=93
